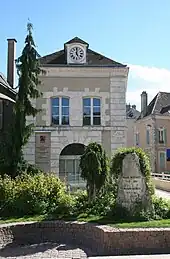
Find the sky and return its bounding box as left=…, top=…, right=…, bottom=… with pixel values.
left=1, top=0, right=170, bottom=111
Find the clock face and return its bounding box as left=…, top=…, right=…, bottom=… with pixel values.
left=69, top=46, right=85, bottom=62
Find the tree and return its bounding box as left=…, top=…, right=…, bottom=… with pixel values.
left=0, top=23, right=42, bottom=177
left=79, top=142, right=109, bottom=201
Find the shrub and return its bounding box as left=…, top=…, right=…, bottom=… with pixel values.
left=0, top=173, right=74, bottom=217
left=153, top=196, right=170, bottom=219
left=79, top=142, right=109, bottom=201
left=73, top=190, right=88, bottom=215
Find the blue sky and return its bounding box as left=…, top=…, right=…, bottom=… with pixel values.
left=1, top=0, right=170, bottom=110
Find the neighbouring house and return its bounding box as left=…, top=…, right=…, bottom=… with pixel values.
left=0, top=39, right=16, bottom=135
left=135, top=91, right=170, bottom=173
left=126, top=103, right=140, bottom=147
left=23, top=37, right=129, bottom=188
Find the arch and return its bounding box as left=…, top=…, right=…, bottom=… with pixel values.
left=59, top=143, right=86, bottom=190
left=60, top=143, right=85, bottom=156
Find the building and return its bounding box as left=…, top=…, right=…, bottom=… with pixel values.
left=0, top=39, right=16, bottom=135
left=126, top=104, right=140, bottom=147
left=23, top=37, right=129, bottom=187
left=135, top=91, right=170, bottom=173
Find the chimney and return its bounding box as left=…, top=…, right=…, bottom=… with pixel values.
left=132, top=105, right=136, bottom=110
left=141, top=91, right=148, bottom=116
left=126, top=103, right=131, bottom=112
left=7, top=38, right=17, bottom=88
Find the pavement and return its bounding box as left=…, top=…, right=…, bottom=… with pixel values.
left=89, top=256, right=170, bottom=259
left=0, top=242, right=90, bottom=258
left=155, top=189, right=170, bottom=199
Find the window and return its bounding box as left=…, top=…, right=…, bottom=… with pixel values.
left=51, top=97, right=69, bottom=125
left=0, top=100, right=3, bottom=130
left=158, top=128, right=167, bottom=144
left=83, top=97, right=101, bottom=126
left=135, top=132, right=139, bottom=146
left=146, top=129, right=150, bottom=145
left=159, top=151, right=166, bottom=170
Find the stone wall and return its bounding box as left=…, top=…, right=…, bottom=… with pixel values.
left=0, top=221, right=170, bottom=256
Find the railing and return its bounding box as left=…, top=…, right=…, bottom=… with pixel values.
left=152, top=172, right=170, bottom=181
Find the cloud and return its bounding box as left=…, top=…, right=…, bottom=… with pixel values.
left=126, top=64, right=170, bottom=111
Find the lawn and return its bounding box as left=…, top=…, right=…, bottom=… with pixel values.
left=0, top=214, right=170, bottom=228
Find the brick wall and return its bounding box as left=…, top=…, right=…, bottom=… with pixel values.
left=0, top=221, right=170, bottom=256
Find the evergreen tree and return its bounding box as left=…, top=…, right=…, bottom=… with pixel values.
left=0, top=23, right=42, bottom=177
left=79, top=142, right=109, bottom=200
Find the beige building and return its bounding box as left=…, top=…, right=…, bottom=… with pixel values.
left=23, top=37, right=129, bottom=187
left=135, top=91, right=170, bottom=173
left=126, top=104, right=140, bottom=147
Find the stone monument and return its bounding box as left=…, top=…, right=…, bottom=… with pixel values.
left=116, top=152, right=151, bottom=213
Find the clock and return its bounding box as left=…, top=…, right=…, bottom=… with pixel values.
left=69, top=46, right=85, bottom=62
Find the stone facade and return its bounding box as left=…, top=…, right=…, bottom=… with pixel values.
left=23, top=38, right=129, bottom=179
left=0, top=221, right=170, bottom=256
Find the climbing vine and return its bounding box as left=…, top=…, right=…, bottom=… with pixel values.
left=110, top=147, right=155, bottom=198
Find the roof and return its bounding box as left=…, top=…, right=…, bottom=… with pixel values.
left=39, top=37, right=126, bottom=67
left=0, top=93, right=15, bottom=103
left=138, top=92, right=170, bottom=119
left=0, top=73, right=10, bottom=88
left=64, top=37, right=88, bottom=45
left=0, top=73, right=16, bottom=94
left=126, top=105, right=140, bottom=119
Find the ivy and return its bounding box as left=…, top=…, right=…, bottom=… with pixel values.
left=110, top=147, right=155, bottom=199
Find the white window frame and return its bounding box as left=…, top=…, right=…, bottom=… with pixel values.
left=0, top=100, right=3, bottom=130
left=51, top=96, right=69, bottom=125
left=83, top=97, right=101, bottom=126
left=158, top=151, right=166, bottom=171
left=158, top=128, right=165, bottom=143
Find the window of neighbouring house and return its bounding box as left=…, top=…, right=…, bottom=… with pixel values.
left=51, top=97, right=69, bottom=125
left=146, top=129, right=150, bottom=145
left=159, top=151, right=166, bottom=170
left=83, top=97, right=101, bottom=126
left=135, top=132, right=139, bottom=146
left=158, top=128, right=167, bottom=144
left=0, top=100, right=3, bottom=130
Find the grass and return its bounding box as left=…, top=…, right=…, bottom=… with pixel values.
left=0, top=214, right=170, bottom=228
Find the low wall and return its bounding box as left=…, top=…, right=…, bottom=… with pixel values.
left=153, top=178, right=170, bottom=192
left=0, top=221, right=170, bottom=256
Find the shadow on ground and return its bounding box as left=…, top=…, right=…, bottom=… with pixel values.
left=0, top=242, right=92, bottom=258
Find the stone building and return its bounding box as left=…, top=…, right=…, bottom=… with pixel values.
left=135, top=91, right=170, bottom=173
left=126, top=104, right=140, bottom=147
left=23, top=37, right=129, bottom=187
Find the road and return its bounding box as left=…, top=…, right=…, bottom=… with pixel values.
left=155, top=189, right=170, bottom=199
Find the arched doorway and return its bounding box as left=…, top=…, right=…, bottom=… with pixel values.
left=59, top=143, right=86, bottom=189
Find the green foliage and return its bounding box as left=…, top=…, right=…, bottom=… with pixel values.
left=79, top=142, right=109, bottom=200
left=110, top=147, right=155, bottom=198
left=153, top=196, right=170, bottom=219
left=0, top=173, right=72, bottom=217
left=0, top=23, right=42, bottom=177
